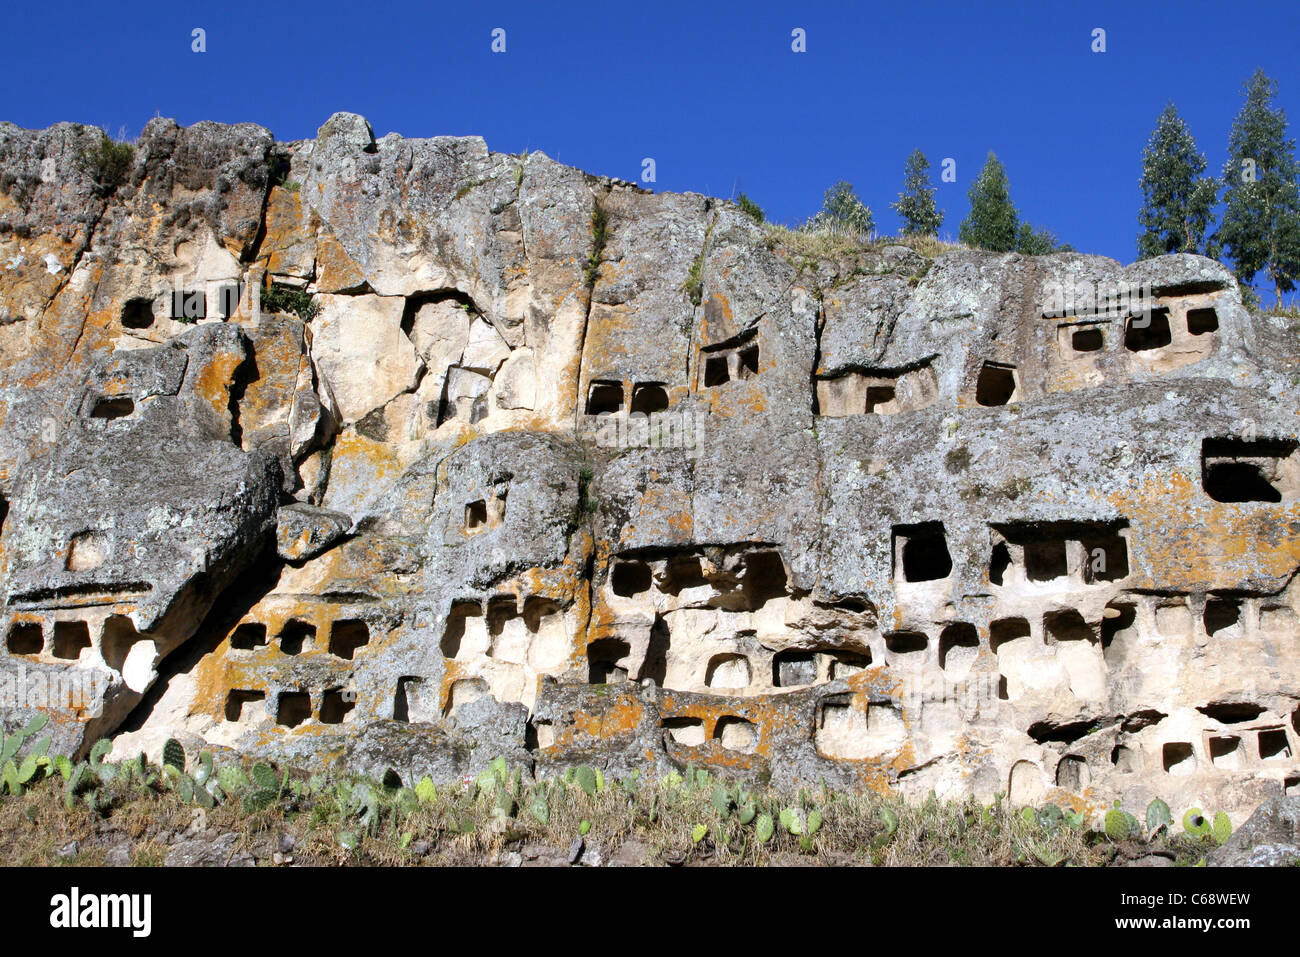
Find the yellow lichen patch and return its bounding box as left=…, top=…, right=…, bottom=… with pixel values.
left=261, top=187, right=312, bottom=277
left=580, top=302, right=641, bottom=374
left=235, top=321, right=306, bottom=439
left=324, top=429, right=409, bottom=505
left=666, top=738, right=761, bottom=772
left=192, top=346, right=245, bottom=418
left=845, top=665, right=905, bottom=702
left=612, top=492, right=692, bottom=548
left=700, top=292, right=735, bottom=345
left=518, top=558, right=588, bottom=608
left=315, top=231, right=365, bottom=293
left=563, top=696, right=645, bottom=746
left=192, top=644, right=252, bottom=719
left=1042, top=786, right=1099, bottom=819
left=702, top=382, right=768, bottom=418
left=1108, top=470, right=1300, bottom=591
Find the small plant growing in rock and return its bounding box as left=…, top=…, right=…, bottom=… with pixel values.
left=736, top=192, right=764, bottom=224
left=80, top=130, right=135, bottom=194
left=261, top=283, right=319, bottom=321
left=573, top=463, right=597, bottom=520
left=680, top=220, right=715, bottom=307
left=584, top=203, right=608, bottom=291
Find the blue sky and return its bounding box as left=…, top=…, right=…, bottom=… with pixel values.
left=6, top=0, right=1300, bottom=271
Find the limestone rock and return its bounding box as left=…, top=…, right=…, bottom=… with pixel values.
left=276, top=503, right=351, bottom=562
left=1, top=113, right=1298, bottom=826
left=309, top=293, right=421, bottom=425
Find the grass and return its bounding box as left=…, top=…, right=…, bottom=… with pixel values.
left=1261, top=303, right=1300, bottom=320
left=896, top=232, right=967, bottom=258
left=0, top=764, right=1229, bottom=867
left=572, top=463, right=597, bottom=523
left=761, top=222, right=966, bottom=263
left=681, top=220, right=715, bottom=306
left=736, top=192, right=764, bottom=224
left=453, top=178, right=488, bottom=202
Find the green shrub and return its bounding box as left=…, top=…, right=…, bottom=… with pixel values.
left=737, top=192, right=764, bottom=223
left=261, top=283, right=319, bottom=321
left=585, top=204, right=608, bottom=290
left=81, top=131, right=135, bottom=193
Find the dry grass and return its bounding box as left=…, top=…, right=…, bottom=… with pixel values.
left=761, top=223, right=966, bottom=263
left=894, top=232, right=967, bottom=259
left=1261, top=304, right=1300, bottom=319
left=0, top=770, right=1226, bottom=867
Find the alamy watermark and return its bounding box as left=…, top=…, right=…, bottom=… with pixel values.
left=592, top=409, right=707, bottom=457
left=900, top=671, right=1001, bottom=718
left=1040, top=279, right=1156, bottom=327
left=168, top=280, right=246, bottom=322
left=0, top=665, right=106, bottom=712
left=124, top=277, right=282, bottom=329
left=50, top=887, right=151, bottom=937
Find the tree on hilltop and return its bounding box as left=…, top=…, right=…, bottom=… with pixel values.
left=892, top=149, right=943, bottom=236
left=808, top=180, right=875, bottom=239
left=1136, top=102, right=1218, bottom=259
left=959, top=152, right=1018, bottom=252
left=1215, top=69, right=1300, bottom=307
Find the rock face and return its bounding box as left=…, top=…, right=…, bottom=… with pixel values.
left=1207, top=795, right=1300, bottom=865
left=1, top=113, right=1298, bottom=823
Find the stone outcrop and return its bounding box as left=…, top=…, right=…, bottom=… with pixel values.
left=1207, top=795, right=1300, bottom=865
left=1, top=113, right=1298, bottom=824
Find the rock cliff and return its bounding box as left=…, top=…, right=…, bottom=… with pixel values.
left=2, top=112, right=1298, bottom=821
